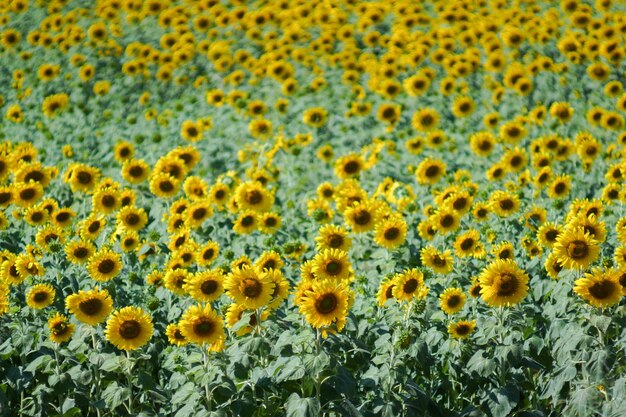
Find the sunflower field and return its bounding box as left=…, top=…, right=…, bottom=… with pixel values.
left=1, top=0, right=626, bottom=416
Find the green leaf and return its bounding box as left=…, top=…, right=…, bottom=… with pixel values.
left=274, top=356, right=306, bottom=383
left=285, top=393, right=320, bottom=417
left=100, top=356, right=122, bottom=373
left=25, top=354, right=52, bottom=374
left=467, top=350, right=496, bottom=377
left=171, top=382, right=198, bottom=405
left=483, top=385, right=519, bottom=417
left=101, top=382, right=131, bottom=410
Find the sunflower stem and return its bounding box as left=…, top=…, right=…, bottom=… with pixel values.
left=404, top=300, right=414, bottom=325
left=91, top=329, right=102, bottom=417
left=201, top=347, right=213, bottom=412
left=126, top=350, right=133, bottom=415
left=314, top=329, right=322, bottom=415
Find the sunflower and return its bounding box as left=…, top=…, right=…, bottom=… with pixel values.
left=105, top=306, right=153, bottom=351
left=195, top=241, right=219, bottom=267
left=489, top=190, right=520, bottom=217
left=376, top=102, right=401, bottom=126
left=87, top=250, right=122, bottom=282
left=209, top=182, right=231, bottom=207
left=164, top=268, right=189, bottom=296
left=64, top=239, right=95, bottom=264
left=537, top=223, right=562, bottom=248
left=420, top=246, right=454, bottom=274
left=373, top=216, right=407, bottom=249
left=567, top=214, right=606, bottom=243
left=377, top=277, right=396, bottom=306
left=499, top=121, right=527, bottom=144
left=478, top=259, right=529, bottom=307
left=26, top=284, right=55, bottom=309
left=254, top=251, right=283, bottom=273
left=48, top=313, right=75, bottom=344
left=184, top=270, right=224, bottom=303
left=432, top=208, right=460, bottom=235
left=573, top=268, right=623, bottom=308
left=121, top=159, right=150, bottom=184
left=224, top=265, right=274, bottom=309
left=549, top=101, right=574, bottom=123
left=23, top=206, right=49, bottom=226
left=391, top=268, right=426, bottom=301
left=547, top=175, right=571, bottom=199
left=65, top=288, right=114, bottom=326
left=553, top=227, right=600, bottom=270
left=492, top=242, right=515, bottom=260
left=415, top=158, right=446, bottom=185
left=452, top=96, right=475, bottom=117
left=165, top=323, right=188, bottom=346
left=233, top=210, right=258, bottom=234
left=14, top=181, right=44, bottom=207
left=303, top=107, right=328, bottom=128
left=264, top=269, right=290, bottom=309
left=334, top=154, right=366, bottom=179
left=448, top=320, right=477, bottom=339
left=149, top=173, right=180, bottom=199
left=0, top=255, right=22, bottom=285
left=184, top=200, right=213, bottom=229
left=344, top=199, right=379, bottom=233
left=411, top=108, right=439, bottom=132
left=225, top=303, right=268, bottom=336
left=66, top=163, right=100, bottom=193
left=439, top=288, right=466, bottom=315
left=116, top=206, right=148, bottom=232
left=234, top=181, right=274, bottom=212
left=15, top=253, right=44, bottom=280
left=312, top=249, right=352, bottom=282
left=91, top=188, right=121, bottom=215
left=179, top=303, right=225, bottom=345
left=544, top=253, right=564, bottom=280
left=454, top=229, right=480, bottom=257
left=79, top=214, right=106, bottom=240
left=298, top=279, right=351, bottom=333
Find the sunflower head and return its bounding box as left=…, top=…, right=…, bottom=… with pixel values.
left=478, top=259, right=529, bottom=307
left=105, top=306, right=154, bottom=351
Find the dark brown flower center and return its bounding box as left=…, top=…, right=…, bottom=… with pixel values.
left=194, top=317, right=214, bottom=335
left=119, top=320, right=141, bottom=339
left=247, top=190, right=263, bottom=205
left=102, top=195, right=116, bottom=207
left=344, top=161, right=360, bottom=174
left=192, top=207, right=207, bottom=220
left=588, top=280, right=615, bottom=300
left=98, top=259, right=116, bottom=274
left=79, top=298, right=103, bottom=315
left=315, top=293, right=338, bottom=314
left=455, top=324, right=471, bottom=335
left=447, top=295, right=461, bottom=307
left=20, top=188, right=36, bottom=200
left=201, top=280, right=218, bottom=295
left=460, top=238, right=474, bottom=251
left=242, top=278, right=262, bottom=297
left=354, top=210, right=371, bottom=225
left=325, top=260, right=342, bottom=275
left=33, top=291, right=49, bottom=302
left=88, top=221, right=101, bottom=234
left=129, top=166, right=144, bottom=177
left=403, top=278, right=418, bottom=293
left=384, top=227, right=400, bottom=240
left=425, top=165, right=440, bottom=177
left=495, top=273, right=518, bottom=296
left=567, top=240, right=589, bottom=259
left=77, top=171, right=92, bottom=184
